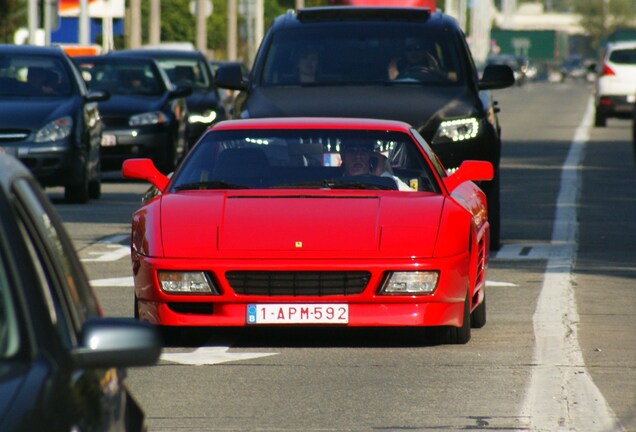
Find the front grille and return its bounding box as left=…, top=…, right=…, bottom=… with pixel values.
left=101, top=116, right=130, bottom=128
left=226, top=271, right=371, bottom=296
left=0, top=130, right=30, bottom=143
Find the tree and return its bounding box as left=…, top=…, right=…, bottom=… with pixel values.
left=0, top=0, right=23, bottom=43
left=574, top=0, right=636, bottom=49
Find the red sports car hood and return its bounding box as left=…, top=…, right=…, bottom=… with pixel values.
left=154, top=191, right=446, bottom=259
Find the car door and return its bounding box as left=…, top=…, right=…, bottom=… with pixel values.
left=10, top=177, right=133, bottom=431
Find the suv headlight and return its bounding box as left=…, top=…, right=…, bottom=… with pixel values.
left=35, top=116, right=72, bottom=142
left=129, top=111, right=168, bottom=126
left=432, top=118, right=480, bottom=144
left=379, top=271, right=439, bottom=295
left=158, top=271, right=219, bottom=294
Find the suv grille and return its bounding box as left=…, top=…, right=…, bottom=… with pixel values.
left=226, top=271, right=371, bottom=296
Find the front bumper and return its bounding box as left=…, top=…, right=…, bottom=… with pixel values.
left=100, top=126, right=171, bottom=169
left=0, top=140, right=82, bottom=187
left=133, top=254, right=475, bottom=328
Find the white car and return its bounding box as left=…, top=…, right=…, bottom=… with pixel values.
left=594, top=41, right=636, bottom=127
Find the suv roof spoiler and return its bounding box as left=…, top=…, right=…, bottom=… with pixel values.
left=296, top=7, right=431, bottom=22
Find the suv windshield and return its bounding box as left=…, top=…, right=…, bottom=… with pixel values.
left=261, top=24, right=464, bottom=86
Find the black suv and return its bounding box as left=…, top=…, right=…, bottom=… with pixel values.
left=215, top=7, right=514, bottom=249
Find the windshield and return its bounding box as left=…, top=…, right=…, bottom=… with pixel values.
left=155, top=57, right=211, bottom=90
left=171, top=129, right=439, bottom=192
left=261, top=24, right=464, bottom=86
left=76, top=60, right=165, bottom=96
left=0, top=54, right=73, bottom=97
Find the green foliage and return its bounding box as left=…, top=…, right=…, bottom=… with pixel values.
left=0, top=0, right=23, bottom=43
left=574, top=0, right=636, bottom=49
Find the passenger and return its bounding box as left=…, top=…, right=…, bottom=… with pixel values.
left=388, top=38, right=442, bottom=80
left=340, top=141, right=414, bottom=191
left=296, top=46, right=320, bottom=83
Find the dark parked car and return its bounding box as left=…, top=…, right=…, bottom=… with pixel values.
left=74, top=55, right=190, bottom=172
left=0, top=44, right=108, bottom=203
left=0, top=153, right=161, bottom=431
left=215, top=7, right=514, bottom=249
left=108, top=49, right=227, bottom=148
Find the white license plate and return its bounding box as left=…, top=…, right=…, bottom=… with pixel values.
left=247, top=304, right=349, bottom=324
left=100, top=134, right=117, bottom=147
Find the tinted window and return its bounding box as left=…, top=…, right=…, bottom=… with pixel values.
left=12, top=179, right=100, bottom=337
left=261, top=24, right=463, bottom=86
left=77, top=60, right=165, bottom=96
left=609, top=48, right=636, bottom=65
left=172, top=129, right=439, bottom=192
left=0, top=54, right=72, bottom=96
left=155, top=57, right=211, bottom=90
left=0, top=248, right=20, bottom=359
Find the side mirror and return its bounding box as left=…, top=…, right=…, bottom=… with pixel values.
left=215, top=63, right=248, bottom=91
left=122, top=158, right=170, bottom=191
left=443, top=160, right=494, bottom=193
left=479, top=64, right=515, bottom=90
left=86, top=89, right=110, bottom=102
left=72, top=318, right=162, bottom=369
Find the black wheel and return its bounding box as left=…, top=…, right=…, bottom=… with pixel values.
left=64, top=171, right=89, bottom=203
left=88, top=177, right=101, bottom=199
left=471, top=292, right=486, bottom=328
left=594, top=108, right=607, bottom=127
left=446, top=294, right=471, bottom=344
left=134, top=295, right=139, bottom=319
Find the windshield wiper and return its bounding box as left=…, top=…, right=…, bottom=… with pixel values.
left=174, top=181, right=247, bottom=191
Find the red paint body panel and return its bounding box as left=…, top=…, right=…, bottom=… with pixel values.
left=124, top=117, right=491, bottom=331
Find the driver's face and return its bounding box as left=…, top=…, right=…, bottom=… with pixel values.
left=342, top=147, right=371, bottom=176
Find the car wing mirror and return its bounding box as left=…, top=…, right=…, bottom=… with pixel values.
left=443, top=160, right=493, bottom=193
left=122, top=158, right=170, bottom=191
left=86, top=89, right=110, bottom=102
left=72, top=318, right=162, bottom=369
left=215, top=63, right=248, bottom=91
left=479, top=64, right=515, bottom=90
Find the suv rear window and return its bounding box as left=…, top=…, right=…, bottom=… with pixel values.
left=261, top=23, right=464, bottom=86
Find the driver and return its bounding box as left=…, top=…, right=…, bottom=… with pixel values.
left=340, top=141, right=414, bottom=191
left=388, top=38, right=441, bottom=80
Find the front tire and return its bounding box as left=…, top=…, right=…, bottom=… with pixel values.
left=471, top=293, right=487, bottom=328
left=64, top=172, right=89, bottom=203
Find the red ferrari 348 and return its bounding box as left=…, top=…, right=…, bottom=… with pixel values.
left=122, top=117, right=493, bottom=344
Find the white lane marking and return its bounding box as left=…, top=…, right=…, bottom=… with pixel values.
left=521, top=98, right=624, bottom=431
left=81, top=234, right=130, bottom=262
left=161, top=346, right=278, bottom=365
left=91, top=277, right=134, bottom=287
left=487, top=280, right=519, bottom=287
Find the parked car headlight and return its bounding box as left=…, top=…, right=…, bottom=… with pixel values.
left=189, top=110, right=217, bottom=124
left=158, top=271, right=219, bottom=294
left=432, top=118, right=480, bottom=144
left=380, top=271, right=439, bottom=295
left=35, top=116, right=72, bottom=142
left=129, top=111, right=168, bottom=126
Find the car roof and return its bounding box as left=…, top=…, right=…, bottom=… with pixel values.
left=74, top=55, right=159, bottom=65
left=606, top=41, right=636, bottom=50
left=278, top=7, right=454, bottom=30
left=108, top=49, right=207, bottom=60
left=0, top=43, right=67, bottom=56
left=211, top=117, right=413, bottom=132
